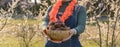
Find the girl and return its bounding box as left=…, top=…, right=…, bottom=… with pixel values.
left=43, top=0, right=87, bottom=47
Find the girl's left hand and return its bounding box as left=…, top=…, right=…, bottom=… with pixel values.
left=62, top=29, right=76, bottom=42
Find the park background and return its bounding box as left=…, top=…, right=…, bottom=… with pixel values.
left=0, top=0, right=120, bottom=47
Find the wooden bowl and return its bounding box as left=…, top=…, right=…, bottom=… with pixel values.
left=44, top=29, right=70, bottom=41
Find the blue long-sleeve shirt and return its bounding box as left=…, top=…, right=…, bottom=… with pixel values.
left=43, top=5, right=86, bottom=35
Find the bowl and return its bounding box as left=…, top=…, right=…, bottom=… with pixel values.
left=44, top=29, right=70, bottom=41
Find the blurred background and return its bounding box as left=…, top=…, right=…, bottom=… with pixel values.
left=0, top=0, right=120, bottom=47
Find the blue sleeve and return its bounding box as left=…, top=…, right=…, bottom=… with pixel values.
left=74, top=6, right=87, bottom=35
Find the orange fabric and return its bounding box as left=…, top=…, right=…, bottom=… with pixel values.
left=49, top=0, right=77, bottom=23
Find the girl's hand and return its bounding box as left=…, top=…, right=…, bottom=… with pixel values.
left=62, top=29, right=76, bottom=42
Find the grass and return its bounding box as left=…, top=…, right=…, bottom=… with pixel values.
left=0, top=19, right=44, bottom=47
left=0, top=33, right=45, bottom=47
left=0, top=19, right=120, bottom=47
left=8, top=19, right=40, bottom=24
left=0, top=33, right=99, bottom=47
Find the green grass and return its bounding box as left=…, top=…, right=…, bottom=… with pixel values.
left=82, top=40, right=99, bottom=47
left=0, top=33, right=45, bottom=47
left=8, top=19, right=40, bottom=24
left=0, top=19, right=119, bottom=47
left=0, top=19, right=102, bottom=47
left=0, top=33, right=99, bottom=47
left=0, top=19, right=44, bottom=47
